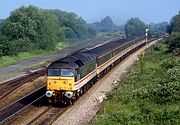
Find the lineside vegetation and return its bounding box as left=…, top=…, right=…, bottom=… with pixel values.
left=0, top=5, right=170, bottom=68
left=0, top=6, right=123, bottom=68
left=93, top=41, right=180, bottom=125
left=94, top=11, right=180, bottom=125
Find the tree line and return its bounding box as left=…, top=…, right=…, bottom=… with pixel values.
left=0, top=6, right=96, bottom=57
left=124, top=12, right=180, bottom=55
left=0, top=5, right=172, bottom=58
left=90, top=16, right=118, bottom=32
left=164, top=11, right=180, bottom=55
left=125, top=18, right=169, bottom=38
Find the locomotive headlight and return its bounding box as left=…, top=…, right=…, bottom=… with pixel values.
left=46, top=91, right=53, bottom=97
left=65, top=91, right=73, bottom=98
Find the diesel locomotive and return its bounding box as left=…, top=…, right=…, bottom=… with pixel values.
left=45, top=37, right=146, bottom=104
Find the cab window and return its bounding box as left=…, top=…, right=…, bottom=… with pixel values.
left=61, top=69, right=74, bottom=77
left=48, top=69, right=61, bottom=76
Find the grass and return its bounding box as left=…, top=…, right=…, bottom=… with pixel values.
left=56, top=41, right=69, bottom=50
left=97, top=32, right=123, bottom=39
left=93, top=42, right=180, bottom=125
left=24, top=57, right=55, bottom=70
left=0, top=41, right=69, bottom=68
left=0, top=37, right=97, bottom=68
left=0, top=32, right=124, bottom=68
left=0, top=50, right=51, bottom=68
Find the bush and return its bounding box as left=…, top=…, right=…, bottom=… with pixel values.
left=164, top=32, right=180, bottom=55
left=94, top=42, right=180, bottom=125
left=0, top=6, right=98, bottom=57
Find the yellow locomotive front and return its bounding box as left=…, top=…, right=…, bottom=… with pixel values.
left=46, top=68, right=76, bottom=103
left=45, top=52, right=97, bottom=104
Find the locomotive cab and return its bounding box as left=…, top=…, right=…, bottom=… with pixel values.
left=45, top=52, right=97, bottom=103
left=46, top=68, right=76, bottom=99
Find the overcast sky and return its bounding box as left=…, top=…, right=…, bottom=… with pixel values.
left=1, top=0, right=180, bottom=24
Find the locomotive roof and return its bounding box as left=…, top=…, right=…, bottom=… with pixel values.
left=48, top=52, right=96, bottom=69
left=86, top=38, right=132, bottom=57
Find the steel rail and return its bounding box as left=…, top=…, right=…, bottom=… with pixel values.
left=0, top=68, right=46, bottom=100
left=0, top=86, right=46, bottom=124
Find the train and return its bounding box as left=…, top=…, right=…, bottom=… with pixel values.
left=45, top=37, right=148, bottom=104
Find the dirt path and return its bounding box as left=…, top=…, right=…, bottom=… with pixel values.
left=0, top=37, right=116, bottom=83
left=52, top=39, right=161, bottom=125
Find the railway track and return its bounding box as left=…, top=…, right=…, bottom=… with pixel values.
left=0, top=68, right=46, bottom=100
left=26, top=106, right=68, bottom=125
left=0, top=38, right=116, bottom=101
left=0, top=86, right=46, bottom=124
left=0, top=36, right=128, bottom=102
left=0, top=86, right=70, bottom=125
left=0, top=37, right=160, bottom=125
left=0, top=38, right=119, bottom=124
left=0, top=46, right=98, bottom=124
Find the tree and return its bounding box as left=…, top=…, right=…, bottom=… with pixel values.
left=0, top=6, right=98, bottom=57
left=49, top=9, right=95, bottom=40
left=0, top=19, right=3, bottom=23
left=168, top=12, right=180, bottom=34
left=87, top=27, right=96, bottom=36
left=90, top=16, right=116, bottom=33
left=90, top=22, right=101, bottom=32
left=100, top=16, right=114, bottom=32
left=0, top=19, right=4, bottom=32
left=164, top=32, right=180, bottom=55
left=164, top=11, right=180, bottom=55
left=1, top=5, right=63, bottom=55
left=148, top=22, right=169, bottom=36
left=0, top=33, right=3, bottom=56
left=125, top=18, right=146, bottom=37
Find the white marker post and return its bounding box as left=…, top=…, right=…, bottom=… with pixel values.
left=145, top=29, right=149, bottom=48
